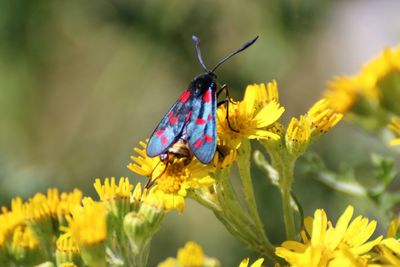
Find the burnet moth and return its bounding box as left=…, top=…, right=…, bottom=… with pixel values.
left=146, top=35, right=259, bottom=164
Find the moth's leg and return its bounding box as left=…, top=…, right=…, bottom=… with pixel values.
left=217, top=84, right=239, bottom=133
left=145, top=160, right=168, bottom=189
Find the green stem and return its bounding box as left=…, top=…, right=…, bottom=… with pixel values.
left=237, top=140, right=277, bottom=258
left=269, top=149, right=297, bottom=241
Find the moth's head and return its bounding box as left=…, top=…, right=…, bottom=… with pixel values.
left=192, top=73, right=216, bottom=92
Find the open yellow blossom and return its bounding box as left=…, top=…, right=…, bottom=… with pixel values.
left=66, top=198, right=107, bottom=246
left=306, top=98, right=343, bottom=134
left=158, top=241, right=220, bottom=267
left=129, top=140, right=215, bottom=212
left=128, top=140, right=162, bottom=178
left=388, top=117, right=400, bottom=146
left=217, top=82, right=285, bottom=149
left=275, top=205, right=382, bottom=267
left=239, top=258, right=264, bottom=267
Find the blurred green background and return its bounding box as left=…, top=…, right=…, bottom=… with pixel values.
left=1, top=0, right=400, bottom=265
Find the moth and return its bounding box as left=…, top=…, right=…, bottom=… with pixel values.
left=146, top=35, right=258, bottom=164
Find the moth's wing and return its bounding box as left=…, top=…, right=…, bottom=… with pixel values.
left=187, top=84, right=217, bottom=164
left=146, top=89, right=193, bottom=157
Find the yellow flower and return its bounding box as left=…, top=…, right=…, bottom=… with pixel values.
left=10, top=225, right=38, bottom=251
left=177, top=241, right=205, bottom=266
left=0, top=197, right=25, bottom=240
left=388, top=117, right=400, bottom=146
left=285, top=116, right=311, bottom=156
left=275, top=205, right=382, bottom=267
left=370, top=218, right=400, bottom=266
left=323, top=44, right=400, bottom=114
left=357, top=45, right=400, bottom=101
left=158, top=241, right=220, bottom=267
left=56, top=233, right=81, bottom=266
left=24, top=188, right=82, bottom=224
left=306, top=98, right=343, bottom=134
left=212, top=140, right=237, bottom=169
left=129, top=141, right=215, bottom=212
left=94, top=177, right=133, bottom=201
left=217, top=82, right=285, bottom=149
left=66, top=198, right=107, bottom=246
left=324, top=76, right=359, bottom=114
left=128, top=140, right=162, bottom=178
left=239, top=257, right=264, bottom=267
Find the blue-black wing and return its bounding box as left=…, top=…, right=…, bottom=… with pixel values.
left=186, top=83, right=217, bottom=164
left=146, top=89, right=193, bottom=157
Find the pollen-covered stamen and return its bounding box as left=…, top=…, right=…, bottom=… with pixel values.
left=157, top=159, right=188, bottom=194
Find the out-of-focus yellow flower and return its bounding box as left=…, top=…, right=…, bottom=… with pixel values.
left=217, top=82, right=285, bottom=149
left=24, top=189, right=82, bottom=224
left=357, top=45, right=400, bottom=101
left=323, top=45, right=400, bottom=114
left=0, top=197, right=25, bottom=241
left=285, top=116, right=311, bottom=156
left=129, top=141, right=215, bottom=212
left=158, top=241, right=220, bottom=267
left=388, top=117, right=400, bottom=146
left=56, top=233, right=81, bottom=267
left=66, top=198, right=107, bottom=246
left=306, top=98, right=343, bottom=134
left=239, top=257, right=264, bottom=267
left=324, top=76, right=359, bottom=114
left=10, top=225, right=38, bottom=251
left=94, top=177, right=133, bottom=201
left=275, top=205, right=382, bottom=267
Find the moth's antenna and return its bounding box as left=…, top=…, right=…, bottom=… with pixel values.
left=211, top=36, right=259, bottom=73
left=192, top=35, right=210, bottom=73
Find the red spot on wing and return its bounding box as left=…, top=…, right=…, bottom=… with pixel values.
left=170, top=117, right=178, bottom=124
left=194, top=139, right=203, bottom=148
left=180, top=90, right=191, bottom=103
left=207, top=115, right=212, bottom=121
left=161, top=135, right=168, bottom=145
left=156, top=130, right=165, bottom=137
left=195, top=118, right=206, bottom=125
left=204, top=134, right=213, bottom=143
left=202, top=90, right=211, bottom=102
left=186, top=110, right=192, bottom=122
left=168, top=111, right=173, bottom=118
